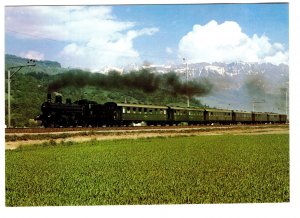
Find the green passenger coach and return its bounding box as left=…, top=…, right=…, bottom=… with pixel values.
left=204, top=109, right=232, bottom=124
left=168, top=106, right=189, bottom=124
left=104, top=102, right=168, bottom=126
left=232, top=111, right=253, bottom=124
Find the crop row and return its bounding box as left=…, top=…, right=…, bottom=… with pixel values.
left=6, top=134, right=289, bottom=206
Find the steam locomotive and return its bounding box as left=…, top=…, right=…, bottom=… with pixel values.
left=36, top=93, right=287, bottom=128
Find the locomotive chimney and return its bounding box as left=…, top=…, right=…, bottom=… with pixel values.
left=55, top=95, right=62, bottom=104
left=47, top=93, right=51, bottom=103
left=66, top=98, right=71, bottom=104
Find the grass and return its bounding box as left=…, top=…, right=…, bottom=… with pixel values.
left=5, top=134, right=289, bottom=206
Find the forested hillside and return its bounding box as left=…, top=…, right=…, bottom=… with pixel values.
left=4, top=55, right=203, bottom=127
left=5, top=54, right=66, bottom=75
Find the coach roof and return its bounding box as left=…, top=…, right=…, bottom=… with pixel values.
left=116, top=103, right=168, bottom=109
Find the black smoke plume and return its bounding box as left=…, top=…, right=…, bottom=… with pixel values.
left=48, top=69, right=213, bottom=98
left=244, top=74, right=267, bottom=98
left=162, top=72, right=213, bottom=97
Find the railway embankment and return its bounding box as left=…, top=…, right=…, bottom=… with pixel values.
left=5, top=124, right=289, bottom=150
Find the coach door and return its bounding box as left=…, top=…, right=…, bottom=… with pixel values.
left=167, top=108, right=173, bottom=122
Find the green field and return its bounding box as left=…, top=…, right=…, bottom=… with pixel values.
left=5, top=134, right=289, bottom=206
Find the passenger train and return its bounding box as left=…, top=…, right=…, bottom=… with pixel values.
left=36, top=94, right=287, bottom=127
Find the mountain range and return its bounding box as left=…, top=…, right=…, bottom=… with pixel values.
left=140, top=61, right=289, bottom=113
left=6, top=54, right=289, bottom=115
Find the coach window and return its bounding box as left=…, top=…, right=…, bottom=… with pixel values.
left=133, top=107, right=136, bottom=114
left=144, top=108, right=147, bottom=114
left=123, top=108, right=126, bottom=113
left=138, top=108, right=142, bottom=114
left=127, top=107, right=131, bottom=113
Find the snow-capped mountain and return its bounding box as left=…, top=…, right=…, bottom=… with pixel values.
left=95, top=60, right=289, bottom=114
left=141, top=61, right=289, bottom=114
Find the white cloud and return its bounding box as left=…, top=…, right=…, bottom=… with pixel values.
left=178, top=20, right=288, bottom=65
left=166, top=47, right=173, bottom=54
left=5, top=6, right=159, bottom=69
left=20, top=50, right=44, bottom=61
left=59, top=27, right=159, bottom=69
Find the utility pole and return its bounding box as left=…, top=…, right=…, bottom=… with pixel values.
left=286, top=89, right=288, bottom=115
left=183, top=58, right=189, bottom=107
left=285, top=86, right=288, bottom=117
left=7, top=60, right=36, bottom=127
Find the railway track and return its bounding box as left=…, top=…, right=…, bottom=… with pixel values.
left=5, top=124, right=288, bottom=134
left=5, top=124, right=289, bottom=150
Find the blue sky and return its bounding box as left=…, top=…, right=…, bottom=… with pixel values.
left=114, top=4, right=289, bottom=46
left=5, top=3, right=289, bottom=70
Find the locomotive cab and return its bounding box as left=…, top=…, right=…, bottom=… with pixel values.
left=104, top=102, right=120, bottom=124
